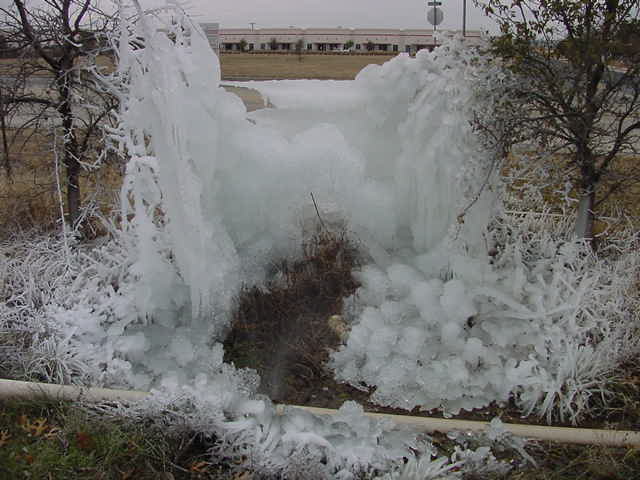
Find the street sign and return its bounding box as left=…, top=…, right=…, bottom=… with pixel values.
left=427, top=7, right=444, bottom=26
left=427, top=1, right=442, bottom=6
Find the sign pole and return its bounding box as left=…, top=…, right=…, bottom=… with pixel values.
left=426, top=1, right=443, bottom=48
left=434, top=3, right=437, bottom=36
left=463, top=0, right=467, bottom=37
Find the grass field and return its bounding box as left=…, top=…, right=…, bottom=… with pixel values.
left=219, top=53, right=396, bottom=80
left=0, top=52, right=391, bottom=80
left=0, top=398, right=227, bottom=479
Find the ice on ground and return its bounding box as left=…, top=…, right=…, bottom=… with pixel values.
left=1, top=226, right=533, bottom=478
left=105, top=6, right=640, bottom=422
left=331, top=218, right=640, bottom=419
left=7, top=3, right=633, bottom=450
left=225, top=79, right=358, bottom=111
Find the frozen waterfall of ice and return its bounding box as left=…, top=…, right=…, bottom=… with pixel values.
left=102, top=3, right=639, bottom=427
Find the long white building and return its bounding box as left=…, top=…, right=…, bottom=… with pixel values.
left=213, top=27, right=482, bottom=53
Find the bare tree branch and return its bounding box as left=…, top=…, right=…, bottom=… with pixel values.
left=476, top=0, right=640, bottom=240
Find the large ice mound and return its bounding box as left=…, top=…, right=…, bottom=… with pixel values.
left=103, top=6, right=639, bottom=424
left=111, top=7, right=499, bottom=387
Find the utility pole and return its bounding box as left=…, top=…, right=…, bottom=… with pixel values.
left=462, top=0, right=466, bottom=37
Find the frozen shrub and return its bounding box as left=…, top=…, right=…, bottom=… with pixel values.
left=331, top=212, right=640, bottom=422
left=0, top=229, right=137, bottom=385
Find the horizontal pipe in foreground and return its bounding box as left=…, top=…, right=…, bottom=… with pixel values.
left=0, top=379, right=149, bottom=403
left=284, top=405, right=640, bottom=448
left=1, top=379, right=638, bottom=447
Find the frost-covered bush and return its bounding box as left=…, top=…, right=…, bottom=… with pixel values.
left=0, top=229, right=137, bottom=385
left=375, top=419, right=524, bottom=480
left=331, top=213, right=640, bottom=423
left=97, top=381, right=420, bottom=480
left=99, top=382, right=531, bottom=480
left=0, top=226, right=234, bottom=390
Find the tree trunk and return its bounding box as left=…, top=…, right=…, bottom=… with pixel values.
left=66, top=148, right=80, bottom=226
left=0, top=91, right=11, bottom=178
left=574, top=188, right=595, bottom=241
left=57, top=68, right=81, bottom=227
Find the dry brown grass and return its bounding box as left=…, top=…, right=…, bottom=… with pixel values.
left=0, top=55, right=115, bottom=76
left=219, top=52, right=395, bottom=80
left=224, top=230, right=367, bottom=405
left=0, top=128, right=122, bottom=231
left=220, top=85, right=267, bottom=111
left=504, top=152, right=640, bottom=238
left=0, top=52, right=381, bottom=80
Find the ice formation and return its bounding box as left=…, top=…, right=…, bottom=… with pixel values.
left=330, top=212, right=640, bottom=419
left=118, top=20, right=496, bottom=312
left=105, top=2, right=499, bottom=390
left=101, top=2, right=640, bottom=423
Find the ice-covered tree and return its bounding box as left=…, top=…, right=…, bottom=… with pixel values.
left=477, top=0, right=640, bottom=240
left=0, top=0, right=117, bottom=227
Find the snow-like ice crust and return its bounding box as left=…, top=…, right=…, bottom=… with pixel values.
left=106, top=4, right=637, bottom=423
left=226, top=79, right=357, bottom=112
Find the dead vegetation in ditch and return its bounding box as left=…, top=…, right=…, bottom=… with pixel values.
left=223, top=229, right=369, bottom=406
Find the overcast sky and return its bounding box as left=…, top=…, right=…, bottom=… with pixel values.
left=0, top=1, right=496, bottom=32
left=181, top=0, right=495, bottom=32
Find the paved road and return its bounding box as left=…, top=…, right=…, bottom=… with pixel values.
left=221, top=84, right=267, bottom=112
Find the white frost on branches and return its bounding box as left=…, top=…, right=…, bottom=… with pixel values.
left=331, top=213, right=640, bottom=423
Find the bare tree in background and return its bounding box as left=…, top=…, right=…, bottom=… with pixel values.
left=477, top=0, right=640, bottom=240
left=0, top=0, right=117, bottom=228
left=295, top=38, right=304, bottom=62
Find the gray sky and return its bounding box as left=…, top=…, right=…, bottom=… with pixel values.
left=0, top=1, right=495, bottom=32
left=182, top=0, right=494, bottom=32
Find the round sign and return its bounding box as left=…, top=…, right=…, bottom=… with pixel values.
left=427, top=7, right=444, bottom=26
